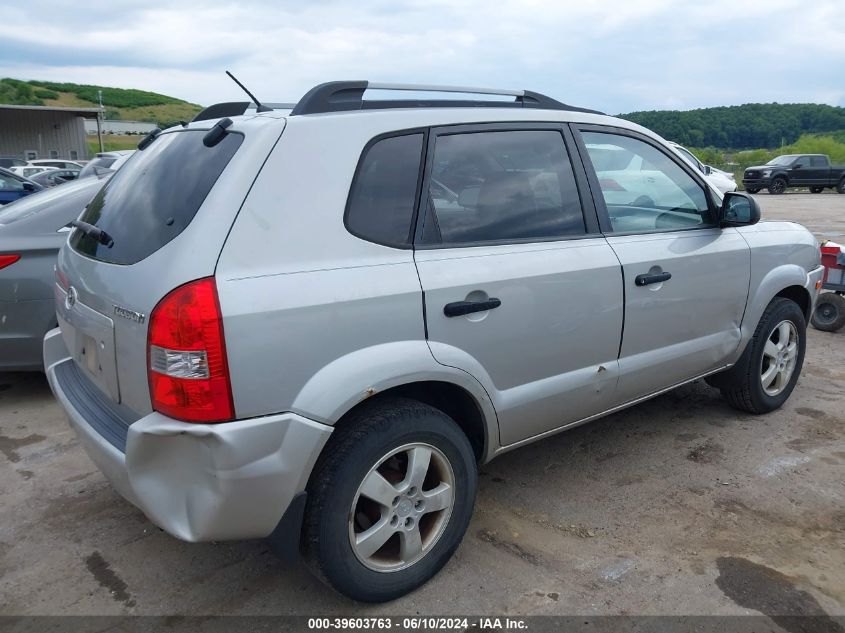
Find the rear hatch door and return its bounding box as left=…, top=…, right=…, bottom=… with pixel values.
left=55, top=117, right=285, bottom=416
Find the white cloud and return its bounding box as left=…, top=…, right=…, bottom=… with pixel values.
left=0, top=0, right=843, bottom=112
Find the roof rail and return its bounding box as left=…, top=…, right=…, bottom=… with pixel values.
left=289, top=81, right=603, bottom=116
left=192, top=101, right=296, bottom=122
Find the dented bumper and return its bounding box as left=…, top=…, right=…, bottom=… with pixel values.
left=43, top=327, right=331, bottom=542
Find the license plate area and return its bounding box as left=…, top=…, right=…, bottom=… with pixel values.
left=55, top=284, right=120, bottom=403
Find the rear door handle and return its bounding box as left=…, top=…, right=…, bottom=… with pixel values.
left=444, top=298, right=502, bottom=317
left=635, top=272, right=671, bottom=286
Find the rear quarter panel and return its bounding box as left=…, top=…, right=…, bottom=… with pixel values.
left=216, top=115, right=432, bottom=422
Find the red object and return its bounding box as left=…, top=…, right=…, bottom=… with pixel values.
left=598, top=178, right=627, bottom=192
left=820, top=243, right=845, bottom=286
left=0, top=254, right=21, bottom=270
left=147, top=277, right=234, bottom=423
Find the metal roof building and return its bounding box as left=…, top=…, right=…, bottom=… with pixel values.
left=0, top=104, right=99, bottom=162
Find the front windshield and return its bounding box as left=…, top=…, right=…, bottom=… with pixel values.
left=766, top=155, right=797, bottom=166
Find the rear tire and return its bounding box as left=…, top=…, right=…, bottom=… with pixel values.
left=745, top=187, right=761, bottom=194
left=837, top=178, right=845, bottom=194
left=767, top=178, right=787, bottom=195
left=301, top=397, right=477, bottom=602
left=809, top=186, right=824, bottom=194
left=715, top=298, right=806, bottom=414
left=811, top=292, right=845, bottom=332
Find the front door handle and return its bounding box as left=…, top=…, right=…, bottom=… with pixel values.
left=444, top=298, right=502, bottom=317
left=635, top=271, right=671, bottom=286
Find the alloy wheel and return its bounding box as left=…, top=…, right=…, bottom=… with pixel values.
left=760, top=320, right=798, bottom=396
left=349, top=443, right=455, bottom=572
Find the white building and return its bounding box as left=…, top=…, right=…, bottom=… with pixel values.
left=0, top=104, right=96, bottom=161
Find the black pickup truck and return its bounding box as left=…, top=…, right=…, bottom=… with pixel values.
left=743, top=154, right=845, bottom=194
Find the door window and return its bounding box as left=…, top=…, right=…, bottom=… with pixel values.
left=425, top=130, right=585, bottom=244
left=582, top=131, right=713, bottom=233
left=810, top=156, right=827, bottom=167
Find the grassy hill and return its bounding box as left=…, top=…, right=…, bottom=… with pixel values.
left=620, top=103, right=845, bottom=150
left=0, top=78, right=202, bottom=128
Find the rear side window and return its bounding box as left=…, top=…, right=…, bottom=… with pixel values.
left=345, top=133, right=424, bottom=247
left=424, top=130, right=585, bottom=245
left=71, top=130, right=243, bottom=264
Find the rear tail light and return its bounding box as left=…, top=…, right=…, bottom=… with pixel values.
left=147, top=277, right=234, bottom=423
left=0, top=254, right=21, bottom=270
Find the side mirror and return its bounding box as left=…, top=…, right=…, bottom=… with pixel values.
left=703, top=165, right=712, bottom=175
left=720, top=192, right=760, bottom=227
left=22, top=182, right=35, bottom=191
left=793, top=163, right=802, bottom=169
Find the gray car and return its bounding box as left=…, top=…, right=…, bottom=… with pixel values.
left=43, top=82, right=823, bottom=602
left=0, top=175, right=112, bottom=370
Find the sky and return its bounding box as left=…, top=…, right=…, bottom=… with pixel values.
left=2, top=0, right=844, bottom=114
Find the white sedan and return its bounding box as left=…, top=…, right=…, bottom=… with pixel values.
left=668, top=142, right=737, bottom=194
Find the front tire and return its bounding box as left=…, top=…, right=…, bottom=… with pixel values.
left=717, top=298, right=806, bottom=414
left=301, top=397, right=477, bottom=602
left=811, top=292, right=845, bottom=332
left=768, top=178, right=787, bottom=195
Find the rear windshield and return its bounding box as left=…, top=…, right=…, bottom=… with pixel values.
left=70, top=130, right=243, bottom=264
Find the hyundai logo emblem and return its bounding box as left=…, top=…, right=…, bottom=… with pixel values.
left=65, top=286, right=78, bottom=310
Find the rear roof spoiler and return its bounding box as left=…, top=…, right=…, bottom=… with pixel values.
left=192, top=101, right=296, bottom=122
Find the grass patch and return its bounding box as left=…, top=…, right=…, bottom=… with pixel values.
left=86, top=135, right=141, bottom=154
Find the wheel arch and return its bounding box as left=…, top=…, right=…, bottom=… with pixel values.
left=737, top=266, right=813, bottom=362
left=774, top=284, right=812, bottom=323
left=336, top=382, right=489, bottom=462
left=290, top=341, right=499, bottom=462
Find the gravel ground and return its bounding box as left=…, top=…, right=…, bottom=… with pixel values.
left=0, top=192, right=843, bottom=617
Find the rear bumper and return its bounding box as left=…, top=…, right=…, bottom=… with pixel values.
left=44, top=327, right=332, bottom=542
left=742, top=178, right=769, bottom=189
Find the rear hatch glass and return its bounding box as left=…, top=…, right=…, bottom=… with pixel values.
left=70, top=130, right=243, bottom=265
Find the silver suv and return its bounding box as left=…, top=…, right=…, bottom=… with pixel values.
left=44, top=82, right=823, bottom=602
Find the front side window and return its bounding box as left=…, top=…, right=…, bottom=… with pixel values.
left=425, top=130, right=585, bottom=244
left=346, top=133, right=424, bottom=247
left=582, top=131, right=712, bottom=233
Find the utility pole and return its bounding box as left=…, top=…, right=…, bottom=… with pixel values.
left=96, top=89, right=104, bottom=153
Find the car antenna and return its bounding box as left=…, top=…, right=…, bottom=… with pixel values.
left=225, top=70, right=272, bottom=113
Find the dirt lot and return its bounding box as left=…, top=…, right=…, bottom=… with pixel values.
left=1, top=192, right=843, bottom=617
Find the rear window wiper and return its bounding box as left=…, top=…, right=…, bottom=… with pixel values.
left=71, top=220, right=114, bottom=248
